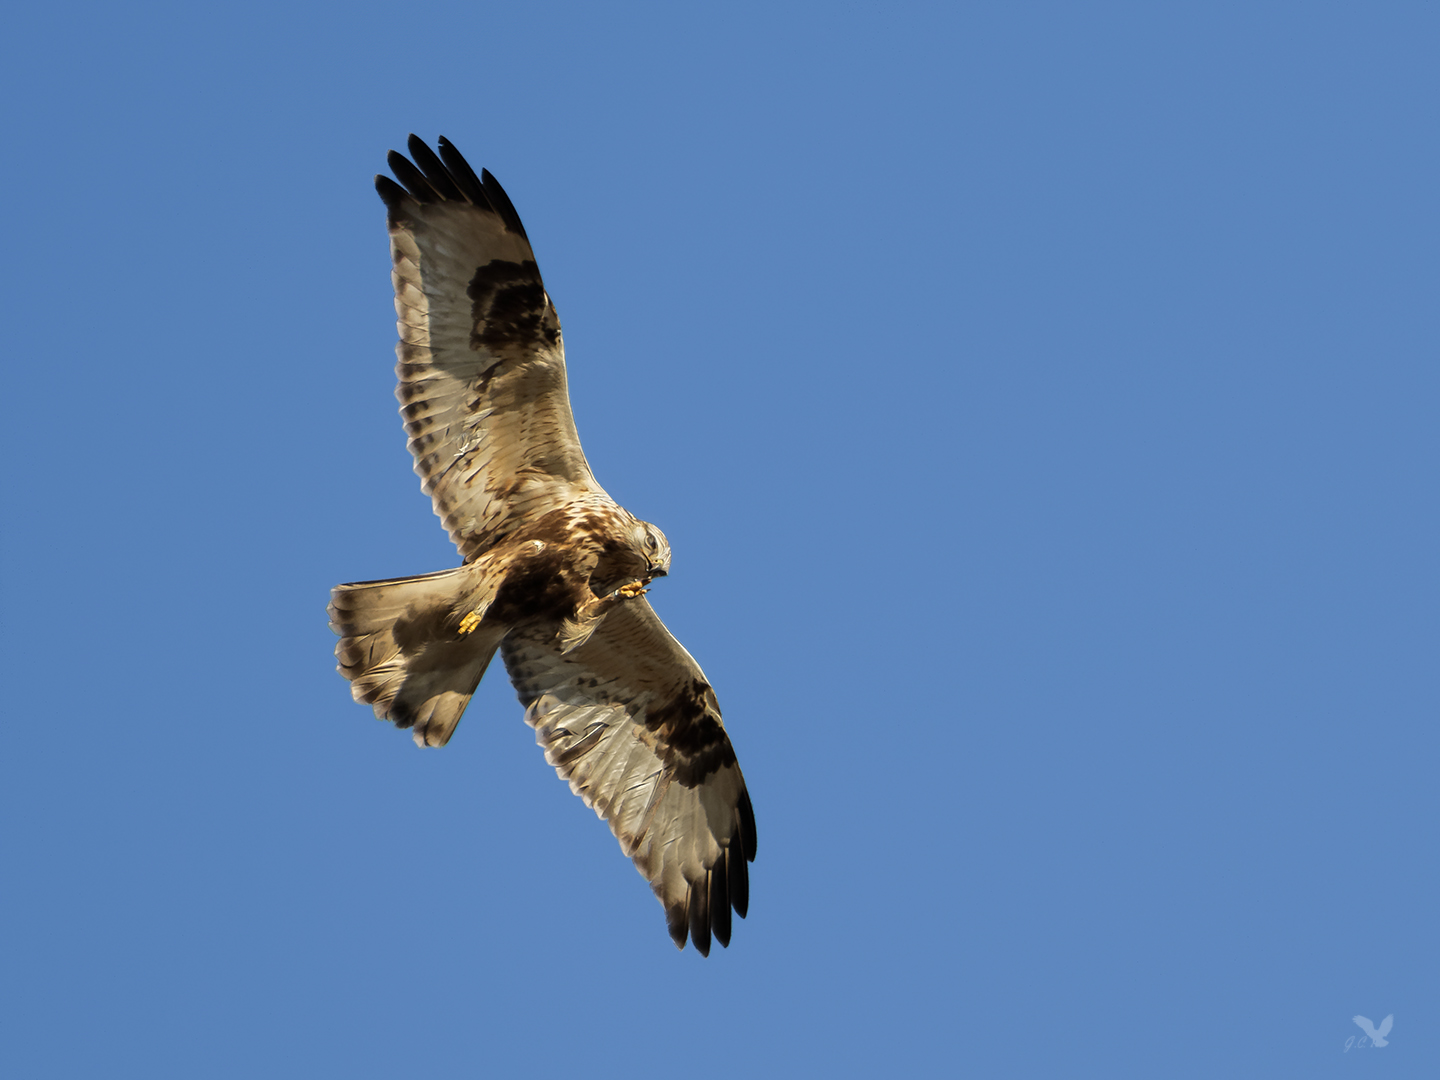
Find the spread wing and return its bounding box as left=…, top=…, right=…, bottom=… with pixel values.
left=501, top=600, right=757, bottom=955
left=377, top=135, right=608, bottom=561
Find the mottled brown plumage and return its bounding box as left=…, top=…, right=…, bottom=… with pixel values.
left=328, top=136, right=755, bottom=954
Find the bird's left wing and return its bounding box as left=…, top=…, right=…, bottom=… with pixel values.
left=501, top=600, right=756, bottom=955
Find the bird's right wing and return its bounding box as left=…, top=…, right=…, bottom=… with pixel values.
left=377, top=135, right=609, bottom=561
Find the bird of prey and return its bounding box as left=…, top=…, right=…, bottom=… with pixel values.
left=1352, top=1015, right=1393, bottom=1047
left=327, top=136, right=754, bottom=955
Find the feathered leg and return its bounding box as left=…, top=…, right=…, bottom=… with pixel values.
left=557, top=581, right=649, bottom=654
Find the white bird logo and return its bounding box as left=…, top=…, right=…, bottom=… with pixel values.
left=1352, top=1014, right=1393, bottom=1047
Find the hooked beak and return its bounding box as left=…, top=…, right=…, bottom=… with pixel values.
left=648, top=566, right=668, bottom=579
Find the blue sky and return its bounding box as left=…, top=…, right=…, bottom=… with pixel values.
left=2, top=2, right=1436, bottom=1076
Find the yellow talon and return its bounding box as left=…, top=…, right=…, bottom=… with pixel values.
left=616, top=581, right=649, bottom=599
left=458, top=609, right=483, bottom=635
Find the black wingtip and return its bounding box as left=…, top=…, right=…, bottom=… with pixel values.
left=386, top=148, right=442, bottom=203
left=375, top=174, right=407, bottom=209
left=738, top=787, right=757, bottom=861
left=710, top=858, right=732, bottom=949
left=405, top=134, right=465, bottom=202
left=728, top=840, right=749, bottom=920
left=381, top=136, right=529, bottom=241
left=689, top=878, right=712, bottom=957
left=436, top=135, right=493, bottom=208
left=665, top=903, right=689, bottom=951
left=478, top=167, right=530, bottom=241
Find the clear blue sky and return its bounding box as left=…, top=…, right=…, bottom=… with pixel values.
left=2, top=2, right=1435, bottom=1076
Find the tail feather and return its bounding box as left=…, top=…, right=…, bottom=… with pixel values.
left=328, top=567, right=505, bottom=747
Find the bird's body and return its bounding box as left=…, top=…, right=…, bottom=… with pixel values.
left=327, top=137, right=754, bottom=955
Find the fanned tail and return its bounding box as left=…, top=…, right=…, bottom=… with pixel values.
left=328, top=567, right=504, bottom=747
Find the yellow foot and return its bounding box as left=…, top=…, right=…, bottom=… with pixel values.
left=457, top=609, right=484, bottom=635
left=615, top=581, right=649, bottom=599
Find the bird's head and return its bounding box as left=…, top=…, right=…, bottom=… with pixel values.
left=632, top=520, right=671, bottom=581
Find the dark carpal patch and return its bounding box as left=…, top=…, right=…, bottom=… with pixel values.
left=468, top=259, right=558, bottom=350
left=643, top=678, right=721, bottom=750
left=643, top=678, right=737, bottom=786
